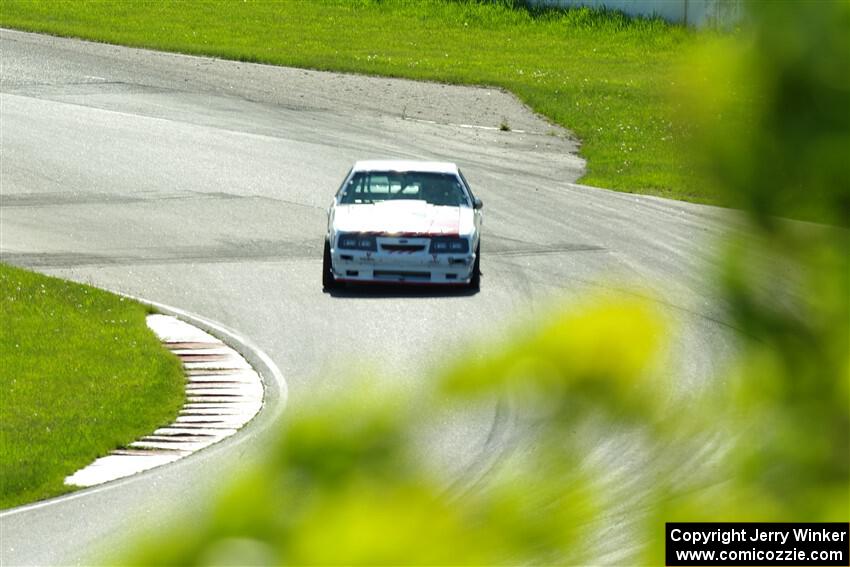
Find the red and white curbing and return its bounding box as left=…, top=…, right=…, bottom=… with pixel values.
left=64, top=314, right=263, bottom=487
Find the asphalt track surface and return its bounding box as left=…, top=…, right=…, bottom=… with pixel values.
left=1, top=29, right=743, bottom=565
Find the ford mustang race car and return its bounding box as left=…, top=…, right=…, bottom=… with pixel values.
left=323, top=160, right=483, bottom=289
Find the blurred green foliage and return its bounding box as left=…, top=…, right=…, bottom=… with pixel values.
left=121, top=298, right=658, bottom=565
left=694, top=0, right=849, bottom=517
left=677, top=2, right=850, bottom=226
left=118, top=1, right=848, bottom=565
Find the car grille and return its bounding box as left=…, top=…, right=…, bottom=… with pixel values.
left=380, top=244, right=427, bottom=253
left=374, top=270, right=431, bottom=280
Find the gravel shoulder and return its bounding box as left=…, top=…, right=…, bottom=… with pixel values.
left=1, top=28, right=579, bottom=139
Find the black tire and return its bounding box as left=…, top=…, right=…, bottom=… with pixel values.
left=469, top=243, right=481, bottom=290
left=322, top=239, right=337, bottom=290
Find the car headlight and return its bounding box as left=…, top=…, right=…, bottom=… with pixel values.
left=429, top=237, right=470, bottom=254
left=337, top=233, right=377, bottom=252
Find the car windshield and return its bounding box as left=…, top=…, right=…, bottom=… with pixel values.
left=339, top=171, right=469, bottom=206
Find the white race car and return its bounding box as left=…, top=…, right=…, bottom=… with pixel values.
left=323, top=160, right=483, bottom=289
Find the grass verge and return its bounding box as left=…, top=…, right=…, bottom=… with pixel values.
left=0, top=0, right=712, bottom=203
left=0, top=264, right=185, bottom=509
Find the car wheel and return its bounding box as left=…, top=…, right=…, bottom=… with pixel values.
left=469, top=243, right=481, bottom=290
left=322, top=239, right=338, bottom=290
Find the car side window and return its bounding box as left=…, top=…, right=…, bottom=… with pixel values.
left=458, top=169, right=475, bottom=202
left=336, top=168, right=354, bottom=202
left=346, top=174, right=363, bottom=201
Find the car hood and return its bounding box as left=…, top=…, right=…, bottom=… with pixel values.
left=333, top=201, right=475, bottom=236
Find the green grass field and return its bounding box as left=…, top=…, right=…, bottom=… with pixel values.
left=0, top=264, right=185, bottom=509
left=0, top=0, right=712, bottom=203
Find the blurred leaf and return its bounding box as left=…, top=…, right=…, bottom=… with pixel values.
left=115, top=2, right=849, bottom=564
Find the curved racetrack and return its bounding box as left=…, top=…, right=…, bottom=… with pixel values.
left=0, top=29, right=740, bottom=565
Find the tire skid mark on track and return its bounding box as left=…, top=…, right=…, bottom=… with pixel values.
left=445, top=396, right=518, bottom=502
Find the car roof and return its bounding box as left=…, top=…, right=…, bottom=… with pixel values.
left=352, top=160, right=459, bottom=175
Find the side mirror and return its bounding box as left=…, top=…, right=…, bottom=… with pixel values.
left=473, top=197, right=484, bottom=210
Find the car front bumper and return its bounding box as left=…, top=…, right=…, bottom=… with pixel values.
left=330, top=248, right=475, bottom=284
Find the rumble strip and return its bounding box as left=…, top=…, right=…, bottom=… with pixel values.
left=64, top=314, right=263, bottom=487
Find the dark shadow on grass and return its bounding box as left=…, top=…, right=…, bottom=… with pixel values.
left=446, top=0, right=673, bottom=29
